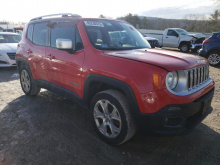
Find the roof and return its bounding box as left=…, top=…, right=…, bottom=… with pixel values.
left=30, top=13, right=82, bottom=23
left=29, top=13, right=125, bottom=24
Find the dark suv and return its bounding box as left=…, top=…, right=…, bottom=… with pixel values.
left=199, top=32, right=220, bottom=66
left=16, top=13, right=214, bottom=145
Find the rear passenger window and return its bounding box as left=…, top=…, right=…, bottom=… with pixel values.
left=33, top=22, right=48, bottom=46
left=27, top=24, right=33, bottom=41
left=51, top=23, right=75, bottom=48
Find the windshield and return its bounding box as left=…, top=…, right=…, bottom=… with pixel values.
left=176, top=29, right=188, bottom=35
left=84, top=20, right=150, bottom=50
left=0, top=34, right=21, bottom=43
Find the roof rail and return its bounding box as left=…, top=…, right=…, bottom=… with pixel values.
left=30, top=13, right=82, bottom=21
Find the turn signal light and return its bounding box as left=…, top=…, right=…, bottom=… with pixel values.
left=153, top=74, right=159, bottom=87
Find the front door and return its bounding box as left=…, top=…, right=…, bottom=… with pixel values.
left=163, top=30, right=179, bottom=48
left=46, top=22, right=85, bottom=97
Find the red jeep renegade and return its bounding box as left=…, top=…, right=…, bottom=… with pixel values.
left=16, top=13, right=215, bottom=145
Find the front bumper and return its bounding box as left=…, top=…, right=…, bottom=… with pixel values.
left=191, top=43, right=202, bottom=49
left=136, top=87, right=214, bottom=134
left=0, top=52, right=16, bottom=67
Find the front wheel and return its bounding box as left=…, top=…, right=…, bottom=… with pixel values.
left=180, top=43, right=189, bottom=52
left=207, top=51, right=220, bottom=66
left=90, top=90, right=136, bottom=145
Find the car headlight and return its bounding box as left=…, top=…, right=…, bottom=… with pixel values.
left=191, top=38, right=197, bottom=44
left=166, top=71, right=178, bottom=90
left=165, top=65, right=212, bottom=96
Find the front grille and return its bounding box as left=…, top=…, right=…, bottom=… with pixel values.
left=148, top=40, right=159, bottom=47
left=7, top=53, right=16, bottom=60
left=0, top=60, right=8, bottom=64
left=194, top=37, right=205, bottom=44
left=187, top=64, right=209, bottom=91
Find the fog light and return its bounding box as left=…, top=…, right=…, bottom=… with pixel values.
left=163, top=117, right=185, bottom=127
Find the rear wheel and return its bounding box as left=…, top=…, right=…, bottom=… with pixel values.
left=207, top=51, right=220, bottom=66
left=90, top=90, right=136, bottom=145
left=20, top=66, right=41, bottom=95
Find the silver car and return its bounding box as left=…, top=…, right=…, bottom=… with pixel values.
left=0, top=32, right=21, bottom=67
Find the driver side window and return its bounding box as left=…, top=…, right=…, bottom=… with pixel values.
left=167, top=30, right=178, bottom=37
left=50, top=23, right=75, bottom=48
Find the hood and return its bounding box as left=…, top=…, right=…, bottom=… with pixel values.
left=187, top=33, right=205, bottom=39
left=104, top=48, right=208, bottom=71
left=0, top=43, right=18, bottom=53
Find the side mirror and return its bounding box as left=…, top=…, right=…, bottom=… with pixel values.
left=176, top=33, right=179, bottom=37
left=56, top=38, right=73, bottom=49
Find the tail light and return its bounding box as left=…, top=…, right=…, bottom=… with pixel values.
left=202, top=40, right=211, bottom=45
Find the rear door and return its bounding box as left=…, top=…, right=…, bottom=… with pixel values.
left=26, top=22, right=49, bottom=81
left=46, top=22, right=85, bottom=97
left=163, top=30, right=179, bottom=48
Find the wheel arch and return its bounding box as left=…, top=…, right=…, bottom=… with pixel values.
left=83, top=74, right=140, bottom=115
left=16, top=56, right=30, bottom=73
left=205, top=49, right=220, bottom=58
left=178, top=41, right=191, bottom=49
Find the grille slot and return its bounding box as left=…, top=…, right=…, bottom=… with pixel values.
left=187, top=65, right=209, bottom=91
left=7, top=53, right=16, bottom=60
left=194, top=37, right=205, bottom=44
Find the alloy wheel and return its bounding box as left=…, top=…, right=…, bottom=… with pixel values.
left=208, top=53, right=220, bottom=65
left=181, top=45, right=188, bottom=52
left=21, top=70, right=31, bottom=93
left=94, top=99, right=122, bottom=138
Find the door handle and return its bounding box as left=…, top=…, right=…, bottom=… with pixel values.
left=26, top=49, right=32, bottom=54
left=166, top=37, right=169, bottom=38
left=47, top=54, right=55, bottom=60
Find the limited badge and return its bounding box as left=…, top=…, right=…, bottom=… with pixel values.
left=84, top=21, right=104, bottom=27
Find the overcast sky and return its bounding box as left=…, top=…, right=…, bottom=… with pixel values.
left=0, top=0, right=218, bottom=23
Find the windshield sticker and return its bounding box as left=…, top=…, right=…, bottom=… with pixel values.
left=84, top=21, right=104, bottom=27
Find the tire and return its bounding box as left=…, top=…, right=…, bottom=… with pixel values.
left=191, top=48, right=199, bottom=54
left=90, top=90, right=136, bottom=145
left=207, top=51, right=220, bottom=66
left=180, top=43, right=189, bottom=52
left=19, top=66, right=41, bottom=95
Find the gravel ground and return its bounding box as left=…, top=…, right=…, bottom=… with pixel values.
left=0, top=63, right=219, bottom=165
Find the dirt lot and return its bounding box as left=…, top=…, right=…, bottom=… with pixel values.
left=0, top=61, right=219, bottom=164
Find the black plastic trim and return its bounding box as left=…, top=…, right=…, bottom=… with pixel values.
left=83, top=74, right=140, bottom=115
left=15, top=56, right=29, bottom=72
left=36, top=79, right=82, bottom=104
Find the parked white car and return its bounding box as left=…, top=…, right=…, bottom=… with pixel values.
left=0, top=32, right=21, bottom=67
left=145, top=28, right=205, bottom=52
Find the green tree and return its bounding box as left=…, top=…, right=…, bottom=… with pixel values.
left=141, top=17, right=148, bottom=29
left=209, top=10, right=220, bottom=31
left=99, top=14, right=106, bottom=18
left=124, top=13, right=140, bottom=28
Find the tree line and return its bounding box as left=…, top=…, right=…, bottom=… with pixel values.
left=119, top=10, right=220, bottom=33
left=100, top=6, right=220, bottom=33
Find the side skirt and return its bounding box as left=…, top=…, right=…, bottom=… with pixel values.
left=36, top=79, right=82, bottom=106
